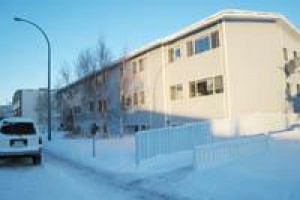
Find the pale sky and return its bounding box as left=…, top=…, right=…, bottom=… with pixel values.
left=1, top=0, right=299, bottom=105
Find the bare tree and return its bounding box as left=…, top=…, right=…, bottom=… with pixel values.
left=76, top=48, right=96, bottom=79
left=35, top=91, right=48, bottom=133
left=94, top=38, right=113, bottom=137
left=55, top=62, right=74, bottom=132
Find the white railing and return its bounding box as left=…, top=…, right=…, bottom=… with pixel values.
left=135, top=121, right=212, bottom=165
left=193, top=134, right=270, bottom=170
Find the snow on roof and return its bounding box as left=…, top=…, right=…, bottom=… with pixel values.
left=58, top=10, right=300, bottom=93
left=126, top=9, right=299, bottom=59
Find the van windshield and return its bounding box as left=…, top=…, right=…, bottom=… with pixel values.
left=0, top=122, right=36, bottom=135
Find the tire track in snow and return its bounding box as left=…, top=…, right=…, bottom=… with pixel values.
left=45, top=149, right=190, bottom=200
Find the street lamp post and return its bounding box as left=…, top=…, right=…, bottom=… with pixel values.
left=14, top=17, right=52, bottom=141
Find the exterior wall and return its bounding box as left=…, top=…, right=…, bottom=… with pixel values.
left=165, top=23, right=227, bottom=122
left=280, top=22, right=300, bottom=119
left=121, top=47, right=167, bottom=132
left=0, top=105, right=13, bottom=118
left=57, top=66, right=121, bottom=136
left=56, top=11, right=300, bottom=135
left=121, top=17, right=300, bottom=133
left=12, top=89, right=59, bottom=131
left=224, top=20, right=287, bottom=117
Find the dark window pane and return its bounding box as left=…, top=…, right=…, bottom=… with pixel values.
left=189, top=81, right=196, bottom=97
left=195, top=36, right=210, bottom=54
left=211, top=31, right=220, bottom=49
left=186, top=41, right=194, bottom=57
left=215, top=76, right=224, bottom=93
left=0, top=123, right=36, bottom=135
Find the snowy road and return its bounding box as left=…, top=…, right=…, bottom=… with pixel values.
left=0, top=151, right=187, bottom=200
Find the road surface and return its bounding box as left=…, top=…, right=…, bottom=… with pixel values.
left=0, top=151, right=187, bottom=200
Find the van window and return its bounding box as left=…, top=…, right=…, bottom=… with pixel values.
left=0, top=122, right=36, bottom=135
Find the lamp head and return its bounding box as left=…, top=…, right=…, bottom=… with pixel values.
left=13, top=17, right=22, bottom=22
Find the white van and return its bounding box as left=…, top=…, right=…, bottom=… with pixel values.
left=0, top=117, right=42, bottom=165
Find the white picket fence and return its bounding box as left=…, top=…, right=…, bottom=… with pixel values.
left=193, top=134, right=270, bottom=169
left=135, top=121, right=212, bottom=165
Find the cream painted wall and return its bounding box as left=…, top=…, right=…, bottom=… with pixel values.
left=165, top=24, right=227, bottom=121
left=225, top=21, right=286, bottom=117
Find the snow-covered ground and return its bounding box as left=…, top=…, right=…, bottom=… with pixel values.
left=1, top=129, right=300, bottom=200
left=0, top=154, right=138, bottom=200
left=44, top=129, right=300, bottom=200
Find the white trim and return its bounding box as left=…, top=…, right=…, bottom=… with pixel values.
left=221, top=21, right=232, bottom=119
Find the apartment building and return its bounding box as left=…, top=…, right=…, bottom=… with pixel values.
left=56, top=10, right=299, bottom=135
left=12, top=89, right=59, bottom=131
left=56, top=64, right=121, bottom=135
left=0, top=105, right=13, bottom=119
left=120, top=10, right=300, bottom=133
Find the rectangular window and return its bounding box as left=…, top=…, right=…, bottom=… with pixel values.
left=98, top=100, right=107, bottom=112
left=207, top=78, right=214, bottom=95
left=170, top=85, right=176, bottom=100
left=175, top=47, right=181, bottom=59
left=139, top=91, right=145, bottom=105
left=297, top=84, right=300, bottom=97
left=168, top=48, right=174, bottom=63
left=89, top=101, right=94, bottom=112
left=211, top=31, right=220, bottom=49
left=195, top=36, right=210, bottom=54
left=74, top=106, right=81, bottom=114
left=294, top=51, right=298, bottom=58
left=186, top=41, right=194, bottom=57
left=139, top=58, right=144, bottom=72
left=125, top=96, right=132, bottom=109
left=170, top=84, right=183, bottom=100
left=132, top=61, right=137, bottom=74
left=197, top=79, right=213, bottom=96
left=215, top=76, right=224, bottom=93
left=176, top=84, right=183, bottom=99
left=189, top=81, right=196, bottom=98
left=286, top=83, right=291, bottom=99
left=283, top=48, right=288, bottom=61
left=133, top=92, right=138, bottom=106
left=121, top=95, right=125, bottom=110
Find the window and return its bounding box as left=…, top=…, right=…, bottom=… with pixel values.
left=120, top=66, right=124, bottom=77
left=211, top=31, right=220, bottom=49
left=189, top=81, right=196, bottom=97
left=103, top=124, right=107, bottom=133
left=283, top=48, right=288, bottom=61
left=170, top=86, right=176, bottom=100
left=139, top=58, right=144, bottom=72
left=168, top=47, right=181, bottom=63
left=286, top=83, right=291, bottom=99
left=297, top=84, right=300, bottom=97
left=121, top=95, right=125, bottom=109
left=125, top=96, right=132, bottom=108
left=197, top=78, right=213, bottom=96
left=215, top=76, right=224, bottom=93
left=139, top=91, right=145, bottom=105
left=0, top=122, right=36, bottom=135
left=74, top=106, right=81, bottom=114
left=132, top=61, right=137, bottom=74
left=186, top=41, right=194, bottom=57
left=98, top=100, right=107, bottom=113
left=133, top=92, right=138, bottom=106
left=195, top=36, right=210, bottom=54
left=170, top=84, right=183, bottom=100
left=294, top=51, right=298, bottom=58
left=89, top=101, right=94, bottom=112
left=175, top=47, right=181, bottom=58
left=168, top=48, right=174, bottom=63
